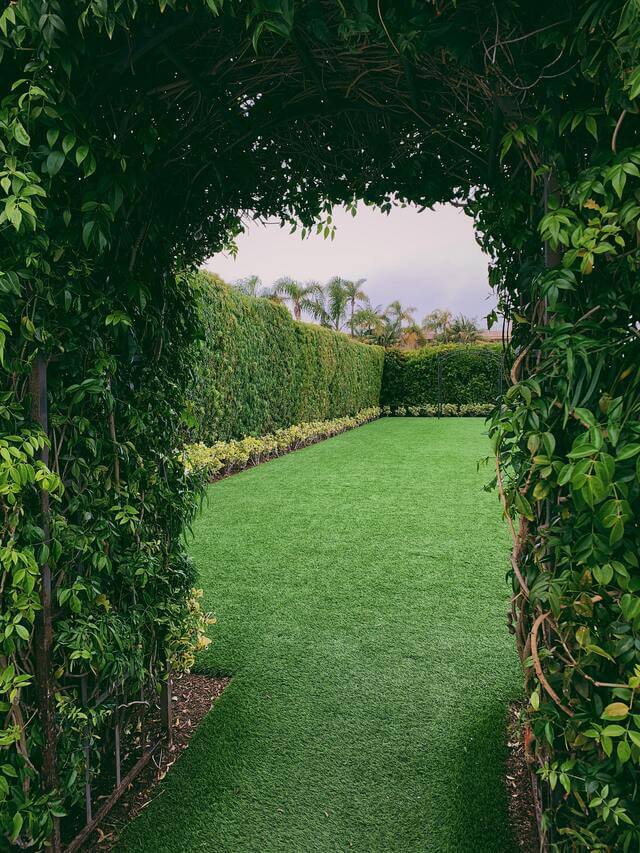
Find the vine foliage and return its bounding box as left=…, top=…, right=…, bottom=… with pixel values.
left=2, top=0, right=640, bottom=849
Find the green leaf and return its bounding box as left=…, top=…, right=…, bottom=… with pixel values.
left=602, top=702, right=629, bottom=720
left=62, top=133, right=76, bottom=154
left=13, top=122, right=30, bottom=146
left=568, top=445, right=598, bottom=460
left=46, top=151, right=65, bottom=176
left=514, top=491, right=534, bottom=521
left=612, top=167, right=627, bottom=199
left=14, top=623, right=29, bottom=641
left=82, top=220, right=95, bottom=247
left=628, top=730, right=640, bottom=748
left=10, top=811, right=23, bottom=842
left=621, top=594, right=640, bottom=622
left=630, top=68, right=640, bottom=100
left=593, top=563, right=614, bottom=585
left=601, top=725, right=627, bottom=737
left=618, top=739, right=631, bottom=763
left=617, top=443, right=640, bottom=460
left=76, top=145, right=89, bottom=166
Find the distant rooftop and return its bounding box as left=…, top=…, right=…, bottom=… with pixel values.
left=422, top=329, right=508, bottom=343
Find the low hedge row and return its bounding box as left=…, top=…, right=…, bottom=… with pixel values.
left=380, top=344, right=504, bottom=409
left=190, top=273, right=384, bottom=442
left=185, top=407, right=381, bottom=479
left=382, top=403, right=494, bottom=417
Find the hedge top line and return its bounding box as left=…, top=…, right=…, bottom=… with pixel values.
left=191, top=271, right=384, bottom=443
left=388, top=341, right=502, bottom=357
left=207, top=274, right=383, bottom=351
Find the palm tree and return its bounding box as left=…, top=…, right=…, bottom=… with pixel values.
left=269, top=277, right=325, bottom=321
left=450, top=314, right=480, bottom=343
left=323, top=277, right=349, bottom=330
left=422, top=309, right=453, bottom=342
left=341, top=277, right=368, bottom=336
left=351, top=303, right=407, bottom=346
left=385, top=300, right=416, bottom=328
left=400, top=322, right=426, bottom=350
left=352, top=305, right=386, bottom=342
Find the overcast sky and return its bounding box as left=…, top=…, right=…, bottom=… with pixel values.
left=205, top=203, right=497, bottom=327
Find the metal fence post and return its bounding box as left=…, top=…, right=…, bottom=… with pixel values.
left=160, top=667, right=173, bottom=747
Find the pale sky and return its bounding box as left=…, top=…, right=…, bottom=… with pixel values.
left=205, top=203, right=496, bottom=327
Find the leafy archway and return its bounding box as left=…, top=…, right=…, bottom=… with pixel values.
left=2, top=1, right=640, bottom=848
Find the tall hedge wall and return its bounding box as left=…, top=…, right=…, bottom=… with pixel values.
left=381, top=343, right=504, bottom=408
left=191, top=273, right=384, bottom=442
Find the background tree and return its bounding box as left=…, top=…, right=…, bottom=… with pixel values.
left=351, top=302, right=414, bottom=347
left=322, top=276, right=349, bottom=330
left=232, top=275, right=263, bottom=297
left=352, top=305, right=386, bottom=343
left=449, top=314, right=480, bottom=343
left=383, top=300, right=416, bottom=345
left=268, top=277, right=325, bottom=321
left=422, top=309, right=453, bottom=342
left=399, top=322, right=427, bottom=350
left=341, top=278, right=368, bottom=336
left=386, top=300, right=416, bottom=328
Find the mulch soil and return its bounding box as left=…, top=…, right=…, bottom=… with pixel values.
left=80, top=673, right=229, bottom=851
left=506, top=702, right=540, bottom=853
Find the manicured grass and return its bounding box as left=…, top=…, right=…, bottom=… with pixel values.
left=118, top=418, right=522, bottom=852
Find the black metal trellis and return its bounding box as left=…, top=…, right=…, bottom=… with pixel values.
left=437, top=352, right=443, bottom=418
left=63, top=670, right=173, bottom=852
left=434, top=346, right=504, bottom=417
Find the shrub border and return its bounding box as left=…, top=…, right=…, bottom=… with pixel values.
left=381, top=403, right=494, bottom=417
left=185, top=407, right=381, bottom=480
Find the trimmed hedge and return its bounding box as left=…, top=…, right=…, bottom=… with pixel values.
left=380, top=344, right=504, bottom=409
left=191, top=273, right=384, bottom=443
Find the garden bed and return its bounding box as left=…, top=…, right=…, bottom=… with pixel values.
left=506, top=703, right=539, bottom=853
left=79, top=674, right=229, bottom=851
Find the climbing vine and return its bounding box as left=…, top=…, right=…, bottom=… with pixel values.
left=2, top=0, right=640, bottom=849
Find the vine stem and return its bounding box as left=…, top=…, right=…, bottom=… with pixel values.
left=496, top=456, right=531, bottom=598
left=611, top=109, right=627, bottom=154
left=530, top=612, right=574, bottom=716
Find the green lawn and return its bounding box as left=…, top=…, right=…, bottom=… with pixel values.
left=118, top=418, right=522, bottom=853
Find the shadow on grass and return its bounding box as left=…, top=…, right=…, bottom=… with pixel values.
left=440, top=702, right=517, bottom=853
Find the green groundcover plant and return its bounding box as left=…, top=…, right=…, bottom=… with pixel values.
left=383, top=403, right=493, bottom=418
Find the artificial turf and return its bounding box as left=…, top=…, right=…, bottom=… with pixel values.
left=117, top=418, right=522, bottom=853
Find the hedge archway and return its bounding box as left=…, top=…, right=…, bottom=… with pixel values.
left=2, top=2, right=640, bottom=849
